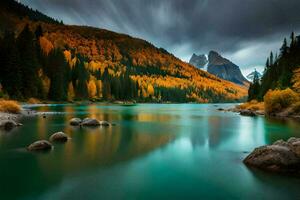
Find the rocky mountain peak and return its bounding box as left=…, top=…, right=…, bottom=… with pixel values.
left=189, top=53, right=208, bottom=68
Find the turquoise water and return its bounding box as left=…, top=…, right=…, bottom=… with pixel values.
left=0, top=104, right=300, bottom=199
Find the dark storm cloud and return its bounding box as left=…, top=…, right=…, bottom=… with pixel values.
left=21, top=0, right=300, bottom=74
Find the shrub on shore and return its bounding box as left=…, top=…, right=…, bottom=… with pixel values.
left=237, top=100, right=264, bottom=111
left=0, top=100, right=21, bottom=114
left=27, top=98, right=41, bottom=104
left=264, top=88, right=300, bottom=115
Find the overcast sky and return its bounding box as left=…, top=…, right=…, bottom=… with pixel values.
left=22, top=0, right=300, bottom=75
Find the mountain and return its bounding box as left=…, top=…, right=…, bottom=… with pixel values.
left=189, top=53, right=208, bottom=69
left=0, top=0, right=247, bottom=102
left=207, top=51, right=249, bottom=85
left=246, top=70, right=262, bottom=82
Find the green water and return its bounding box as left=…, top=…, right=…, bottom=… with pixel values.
left=1, top=104, right=300, bottom=200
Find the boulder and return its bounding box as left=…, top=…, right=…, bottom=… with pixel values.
left=244, top=138, right=300, bottom=173
left=240, top=110, right=256, bottom=117
left=49, top=132, right=69, bottom=143
left=69, top=118, right=82, bottom=126
left=81, top=118, right=101, bottom=126
left=0, top=120, right=22, bottom=131
left=27, top=140, right=53, bottom=152
left=99, top=121, right=111, bottom=126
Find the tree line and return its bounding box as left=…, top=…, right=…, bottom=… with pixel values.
left=248, top=32, right=300, bottom=101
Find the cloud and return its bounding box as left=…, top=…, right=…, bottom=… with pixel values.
left=22, top=0, right=300, bottom=74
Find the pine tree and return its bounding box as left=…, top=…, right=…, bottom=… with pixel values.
left=270, top=51, right=274, bottom=66
left=47, top=48, right=69, bottom=101
left=0, top=31, right=23, bottom=99
left=280, top=38, right=288, bottom=56
left=17, top=24, right=42, bottom=98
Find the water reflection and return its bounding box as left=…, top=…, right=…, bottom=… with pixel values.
left=1, top=104, right=300, bottom=199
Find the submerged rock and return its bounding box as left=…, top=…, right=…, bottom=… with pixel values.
left=0, top=120, right=22, bottom=131
left=244, top=138, right=300, bottom=174
left=69, top=118, right=82, bottom=126
left=49, top=132, right=69, bottom=143
left=27, top=140, right=53, bottom=152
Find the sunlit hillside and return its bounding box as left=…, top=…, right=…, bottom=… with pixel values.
left=0, top=0, right=247, bottom=102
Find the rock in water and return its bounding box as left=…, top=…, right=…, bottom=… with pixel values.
left=240, top=110, right=256, bottom=117
left=81, top=118, right=101, bottom=126
left=69, top=118, right=82, bottom=126
left=244, top=138, right=300, bottom=174
left=99, top=121, right=111, bottom=126
left=49, top=132, right=69, bottom=142
left=207, top=51, right=249, bottom=85
left=27, top=140, right=53, bottom=152
left=0, top=120, right=22, bottom=131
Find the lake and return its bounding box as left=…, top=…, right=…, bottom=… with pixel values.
left=0, top=104, right=300, bottom=199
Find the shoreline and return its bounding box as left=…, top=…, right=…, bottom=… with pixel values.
left=223, top=106, right=300, bottom=121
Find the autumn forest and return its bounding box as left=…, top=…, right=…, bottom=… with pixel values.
left=0, top=0, right=247, bottom=103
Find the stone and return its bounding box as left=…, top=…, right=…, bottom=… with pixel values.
left=240, top=110, right=256, bottom=117
left=27, top=140, right=53, bottom=152
left=244, top=138, right=300, bottom=174
left=69, top=118, right=82, bottom=126
left=81, top=118, right=101, bottom=126
left=0, top=120, right=21, bottom=131
left=49, top=132, right=69, bottom=143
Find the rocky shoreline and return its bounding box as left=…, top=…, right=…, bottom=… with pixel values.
left=0, top=109, right=41, bottom=130
left=222, top=106, right=300, bottom=120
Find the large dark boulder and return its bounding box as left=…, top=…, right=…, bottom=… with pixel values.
left=27, top=140, right=53, bottom=152
left=49, top=132, right=69, bottom=143
left=244, top=138, right=300, bottom=174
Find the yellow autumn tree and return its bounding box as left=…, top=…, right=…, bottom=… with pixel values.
left=88, top=80, right=97, bottom=98
left=67, top=82, right=75, bottom=101
left=96, top=80, right=103, bottom=98
left=39, top=36, right=54, bottom=55
left=147, top=84, right=155, bottom=97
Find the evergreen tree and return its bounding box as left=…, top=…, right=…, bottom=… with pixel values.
left=280, top=38, right=288, bottom=56
left=248, top=69, right=260, bottom=101
left=16, top=24, right=42, bottom=98
left=47, top=48, right=69, bottom=101
left=0, top=31, right=23, bottom=99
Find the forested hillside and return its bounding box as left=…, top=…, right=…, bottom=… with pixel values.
left=0, top=0, right=247, bottom=103
left=248, top=32, right=300, bottom=101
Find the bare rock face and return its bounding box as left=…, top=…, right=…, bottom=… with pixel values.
left=69, top=118, right=82, bottom=126
left=27, top=140, right=53, bottom=152
left=49, top=132, right=69, bottom=143
left=189, top=53, right=208, bottom=69
left=207, top=51, right=249, bottom=85
left=244, top=138, right=300, bottom=174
